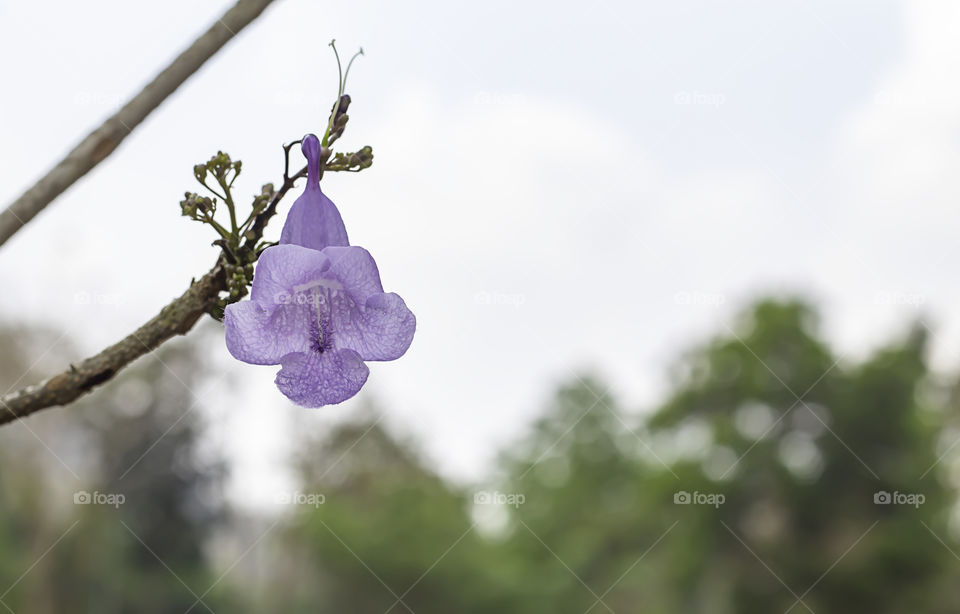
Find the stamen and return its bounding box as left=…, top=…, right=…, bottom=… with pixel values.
left=342, top=47, right=364, bottom=92
left=328, top=40, right=343, bottom=99
left=313, top=287, right=324, bottom=350
left=323, top=41, right=364, bottom=147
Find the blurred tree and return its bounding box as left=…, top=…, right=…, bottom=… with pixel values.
left=642, top=299, right=955, bottom=613
left=262, top=415, right=512, bottom=613
left=497, top=299, right=958, bottom=613
left=497, top=378, right=679, bottom=613
left=0, top=326, right=76, bottom=613
left=0, top=324, right=227, bottom=613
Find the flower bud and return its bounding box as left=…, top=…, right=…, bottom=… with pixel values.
left=179, top=193, right=198, bottom=218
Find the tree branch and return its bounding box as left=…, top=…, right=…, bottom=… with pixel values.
left=0, top=262, right=227, bottom=426
left=0, top=0, right=276, bottom=249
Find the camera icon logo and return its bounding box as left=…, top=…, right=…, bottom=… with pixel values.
left=874, top=491, right=891, bottom=504
left=674, top=491, right=691, bottom=505
left=73, top=490, right=91, bottom=504
left=474, top=491, right=492, bottom=505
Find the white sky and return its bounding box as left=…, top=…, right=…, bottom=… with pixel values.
left=2, top=0, right=960, bottom=507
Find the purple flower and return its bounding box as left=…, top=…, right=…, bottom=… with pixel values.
left=223, top=134, right=415, bottom=407
left=224, top=244, right=415, bottom=406
left=280, top=133, right=350, bottom=251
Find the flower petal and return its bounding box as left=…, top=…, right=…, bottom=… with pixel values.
left=280, top=188, right=350, bottom=251
left=314, top=246, right=416, bottom=359
left=249, top=244, right=332, bottom=306
left=279, top=134, right=350, bottom=251
left=224, top=301, right=314, bottom=365
left=329, top=292, right=417, bottom=361
left=321, top=246, right=385, bottom=304
left=275, top=348, right=369, bottom=407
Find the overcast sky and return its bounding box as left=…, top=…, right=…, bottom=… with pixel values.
left=2, top=0, right=959, bottom=507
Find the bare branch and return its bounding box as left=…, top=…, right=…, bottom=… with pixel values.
left=0, top=0, right=277, bottom=249
left=0, top=262, right=226, bottom=425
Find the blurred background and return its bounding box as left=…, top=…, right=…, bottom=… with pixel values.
left=2, top=0, right=960, bottom=611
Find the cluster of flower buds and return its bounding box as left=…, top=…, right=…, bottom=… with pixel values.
left=325, top=146, right=374, bottom=172
left=225, top=262, right=255, bottom=301
left=194, top=151, right=241, bottom=186
left=180, top=192, right=216, bottom=219
left=181, top=149, right=259, bottom=257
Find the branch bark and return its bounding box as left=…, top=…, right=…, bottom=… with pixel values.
left=0, top=0, right=276, bottom=249
left=0, top=263, right=226, bottom=425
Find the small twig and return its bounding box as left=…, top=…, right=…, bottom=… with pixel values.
left=0, top=0, right=276, bottom=249
left=243, top=165, right=307, bottom=251
left=283, top=139, right=303, bottom=182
